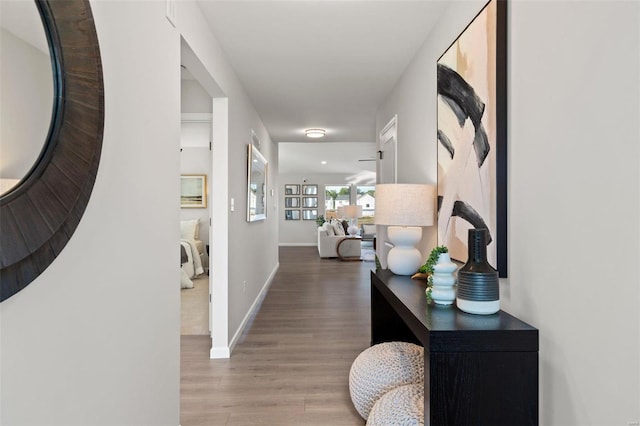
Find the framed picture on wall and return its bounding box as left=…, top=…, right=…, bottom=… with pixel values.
left=302, top=184, right=318, bottom=195
left=285, top=210, right=300, bottom=220
left=302, top=210, right=318, bottom=220
left=284, top=184, right=300, bottom=195
left=285, top=197, right=300, bottom=208
left=181, top=174, right=207, bottom=208
left=436, top=0, right=507, bottom=277
left=247, top=144, right=268, bottom=222
left=302, top=197, right=318, bottom=208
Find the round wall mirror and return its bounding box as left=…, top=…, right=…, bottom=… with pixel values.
left=0, top=0, right=104, bottom=302
left=0, top=1, right=54, bottom=195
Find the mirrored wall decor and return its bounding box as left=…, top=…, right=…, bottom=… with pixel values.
left=302, top=184, right=318, bottom=195
left=0, top=0, right=104, bottom=302
left=303, top=197, right=318, bottom=208
left=284, top=197, right=299, bottom=208
left=285, top=210, right=300, bottom=220
left=302, top=210, right=318, bottom=220
left=1, top=0, right=53, bottom=196
left=251, top=129, right=261, bottom=150
left=247, top=144, right=268, bottom=222
left=284, top=184, right=299, bottom=195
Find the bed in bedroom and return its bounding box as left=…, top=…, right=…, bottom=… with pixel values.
left=180, top=219, right=208, bottom=289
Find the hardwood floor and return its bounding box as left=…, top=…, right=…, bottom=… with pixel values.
left=181, top=246, right=373, bottom=425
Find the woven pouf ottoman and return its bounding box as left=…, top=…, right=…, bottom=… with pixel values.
left=367, top=383, right=424, bottom=426
left=349, top=341, right=424, bottom=420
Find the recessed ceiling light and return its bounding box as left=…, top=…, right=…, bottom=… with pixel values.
left=305, top=128, right=326, bottom=138
left=321, top=161, right=327, bottom=165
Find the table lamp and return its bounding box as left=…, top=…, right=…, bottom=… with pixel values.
left=374, top=184, right=435, bottom=275
left=343, top=204, right=363, bottom=237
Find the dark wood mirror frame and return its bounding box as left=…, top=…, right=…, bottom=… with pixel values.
left=0, top=0, right=104, bottom=302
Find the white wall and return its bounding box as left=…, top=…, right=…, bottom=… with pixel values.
left=377, top=1, right=640, bottom=424
left=0, top=28, right=53, bottom=181
left=279, top=173, right=355, bottom=245
left=175, top=2, right=280, bottom=347
left=181, top=79, right=213, bottom=114
left=507, top=2, right=639, bottom=423
left=0, top=1, right=180, bottom=425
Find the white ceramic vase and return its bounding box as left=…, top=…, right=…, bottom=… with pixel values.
left=430, top=253, right=457, bottom=305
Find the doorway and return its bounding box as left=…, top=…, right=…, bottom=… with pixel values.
left=179, top=75, right=212, bottom=335
left=179, top=37, right=230, bottom=358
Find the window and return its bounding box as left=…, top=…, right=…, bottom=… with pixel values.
left=325, top=185, right=350, bottom=212
left=357, top=185, right=375, bottom=219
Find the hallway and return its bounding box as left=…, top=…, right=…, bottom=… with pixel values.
left=181, top=246, right=373, bottom=425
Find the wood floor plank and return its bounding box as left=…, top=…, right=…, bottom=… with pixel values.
left=181, top=246, right=372, bottom=425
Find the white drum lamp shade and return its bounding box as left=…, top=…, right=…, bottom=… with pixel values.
left=375, top=184, right=435, bottom=275
left=344, top=205, right=363, bottom=236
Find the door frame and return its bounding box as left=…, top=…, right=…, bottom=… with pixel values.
left=180, top=37, right=230, bottom=358
left=378, top=114, right=398, bottom=185
left=376, top=114, right=398, bottom=269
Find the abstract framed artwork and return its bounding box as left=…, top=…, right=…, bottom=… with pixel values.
left=436, top=0, right=507, bottom=277
left=181, top=174, right=207, bottom=208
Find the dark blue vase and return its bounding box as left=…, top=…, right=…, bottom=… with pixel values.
left=456, top=228, right=500, bottom=315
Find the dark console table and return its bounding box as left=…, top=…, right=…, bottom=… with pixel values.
left=371, top=269, right=538, bottom=425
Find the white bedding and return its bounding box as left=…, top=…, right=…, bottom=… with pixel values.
left=181, top=239, right=205, bottom=289
left=180, top=267, right=194, bottom=289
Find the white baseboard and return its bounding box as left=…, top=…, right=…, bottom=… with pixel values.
left=228, top=262, right=280, bottom=354
left=279, top=243, right=316, bottom=247
left=209, top=346, right=230, bottom=359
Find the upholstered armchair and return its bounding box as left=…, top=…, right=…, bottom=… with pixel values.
left=360, top=224, right=377, bottom=242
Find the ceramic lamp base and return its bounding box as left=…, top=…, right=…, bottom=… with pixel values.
left=386, top=226, right=422, bottom=276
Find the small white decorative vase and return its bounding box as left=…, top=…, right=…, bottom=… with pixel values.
left=430, top=253, right=457, bottom=305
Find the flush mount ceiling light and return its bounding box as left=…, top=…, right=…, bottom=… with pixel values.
left=305, top=128, right=326, bottom=138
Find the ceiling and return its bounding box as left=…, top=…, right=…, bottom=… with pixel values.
left=194, top=0, right=450, bottom=174
left=278, top=141, right=377, bottom=184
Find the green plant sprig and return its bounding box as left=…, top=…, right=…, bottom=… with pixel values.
left=420, top=245, right=448, bottom=303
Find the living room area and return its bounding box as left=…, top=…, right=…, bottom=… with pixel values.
left=278, top=141, right=379, bottom=262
